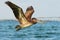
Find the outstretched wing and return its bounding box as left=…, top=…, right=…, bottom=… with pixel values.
left=5, top=1, right=23, bottom=19
left=5, top=1, right=30, bottom=24
left=25, top=6, right=34, bottom=20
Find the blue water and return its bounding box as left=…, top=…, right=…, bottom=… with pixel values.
left=0, top=20, right=60, bottom=40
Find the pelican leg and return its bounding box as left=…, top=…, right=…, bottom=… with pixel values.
left=15, top=25, right=21, bottom=31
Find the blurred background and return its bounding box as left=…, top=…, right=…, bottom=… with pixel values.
left=0, top=0, right=60, bottom=20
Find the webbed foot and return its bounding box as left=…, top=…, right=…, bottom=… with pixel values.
left=15, top=25, right=21, bottom=31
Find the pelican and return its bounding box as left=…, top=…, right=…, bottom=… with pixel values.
left=5, top=1, right=37, bottom=31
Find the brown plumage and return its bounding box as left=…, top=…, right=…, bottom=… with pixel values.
left=5, top=1, right=37, bottom=31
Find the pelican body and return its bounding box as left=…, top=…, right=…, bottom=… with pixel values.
left=5, top=1, right=37, bottom=31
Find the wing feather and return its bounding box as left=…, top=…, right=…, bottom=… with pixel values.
left=5, top=1, right=30, bottom=24
left=25, top=6, right=34, bottom=19
left=5, top=1, right=23, bottom=19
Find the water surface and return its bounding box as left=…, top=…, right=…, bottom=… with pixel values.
left=0, top=20, right=60, bottom=40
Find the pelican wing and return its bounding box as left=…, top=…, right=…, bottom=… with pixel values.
left=5, top=1, right=22, bottom=19
left=25, top=6, right=34, bottom=19
left=5, top=1, right=30, bottom=24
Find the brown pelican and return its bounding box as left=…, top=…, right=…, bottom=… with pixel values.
left=5, top=1, right=37, bottom=31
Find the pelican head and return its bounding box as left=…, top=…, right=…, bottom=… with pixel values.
left=32, top=18, right=37, bottom=24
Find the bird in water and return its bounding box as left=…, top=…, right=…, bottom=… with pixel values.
left=5, top=1, right=37, bottom=31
